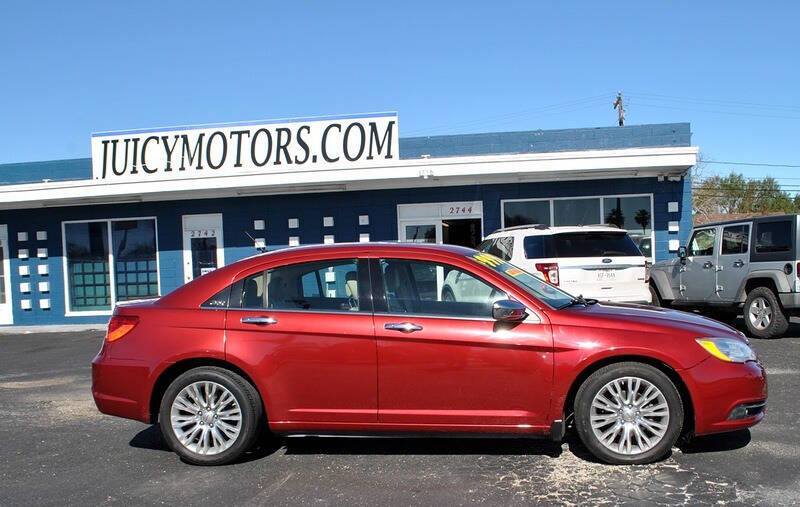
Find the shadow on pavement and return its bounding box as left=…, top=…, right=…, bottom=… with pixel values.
left=281, top=435, right=563, bottom=458
left=679, top=429, right=751, bottom=454
left=129, top=424, right=750, bottom=463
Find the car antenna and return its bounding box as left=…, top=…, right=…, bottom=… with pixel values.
left=244, top=231, right=267, bottom=253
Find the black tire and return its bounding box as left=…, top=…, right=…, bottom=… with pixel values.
left=159, top=366, right=263, bottom=466
left=743, top=286, right=788, bottom=339
left=649, top=284, right=662, bottom=307
left=574, top=362, right=683, bottom=465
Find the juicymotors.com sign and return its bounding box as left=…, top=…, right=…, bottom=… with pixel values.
left=91, top=113, right=398, bottom=182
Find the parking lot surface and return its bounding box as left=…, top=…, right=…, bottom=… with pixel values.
left=1, top=322, right=799, bottom=506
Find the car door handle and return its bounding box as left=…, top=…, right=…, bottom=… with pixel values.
left=241, top=316, right=278, bottom=325
left=703, top=261, right=714, bottom=269
left=733, top=260, right=745, bottom=268
left=384, top=322, right=423, bottom=333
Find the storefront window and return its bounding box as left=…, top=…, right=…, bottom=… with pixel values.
left=602, top=196, right=652, bottom=257
left=112, top=219, right=158, bottom=301
left=64, top=218, right=160, bottom=313
left=553, top=198, right=601, bottom=226
left=65, top=222, right=111, bottom=311
left=503, top=200, right=550, bottom=227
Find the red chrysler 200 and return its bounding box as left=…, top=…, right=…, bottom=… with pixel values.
left=92, top=243, right=767, bottom=465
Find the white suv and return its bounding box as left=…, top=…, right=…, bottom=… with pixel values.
left=476, top=225, right=651, bottom=304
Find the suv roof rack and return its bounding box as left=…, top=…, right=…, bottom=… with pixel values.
left=489, top=224, right=550, bottom=235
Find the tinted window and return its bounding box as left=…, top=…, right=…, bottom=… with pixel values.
left=523, top=235, right=555, bottom=259
left=689, top=228, right=716, bottom=257
left=202, top=286, right=231, bottom=309
left=755, top=221, right=792, bottom=253
left=721, top=225, right=749, bottom=255
left=550, top=232, right=642, bottom=258
left=379, top=259, right=505, bottom=318
left=230, top=259, right=366, bottom=312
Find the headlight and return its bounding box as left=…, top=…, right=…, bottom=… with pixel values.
left=696, top=337, right=757, bottom=363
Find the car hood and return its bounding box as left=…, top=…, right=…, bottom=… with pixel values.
left=559, top=301, right=743, bottom=339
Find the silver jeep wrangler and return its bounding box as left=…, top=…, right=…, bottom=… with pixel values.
left=650, top=214, right=800, bottom=338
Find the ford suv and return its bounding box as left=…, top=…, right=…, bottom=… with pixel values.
left=477, top=225, right=651, bottom=304
left=649, top=214, right=800, bottom=338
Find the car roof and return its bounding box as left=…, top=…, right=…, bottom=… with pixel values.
left=693, top=214, right=798, bottom=228
left=487, top=224, right=626, bottom=237
left=157, top=242, right=483, bottom=307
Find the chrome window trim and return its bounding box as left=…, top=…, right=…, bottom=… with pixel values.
left=204, top=305, right=542, bottom=324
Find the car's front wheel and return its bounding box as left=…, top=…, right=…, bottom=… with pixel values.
left=159, top=366, right=263, bottom=465
left=574, top=362, right=683, bottom=464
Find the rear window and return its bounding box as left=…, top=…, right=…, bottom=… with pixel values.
left=755, top=220, right=792, bottom=253
left=525, top=232, right=642, bottom=259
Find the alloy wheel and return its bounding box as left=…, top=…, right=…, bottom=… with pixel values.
left=748, top=296, right=773, bottom=330
left=170, top=381, right=243, bottom=455
left=589, top=376, right=670, bottom=455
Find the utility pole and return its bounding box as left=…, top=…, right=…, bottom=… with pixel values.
left=613, top=91, right=625, bottom=126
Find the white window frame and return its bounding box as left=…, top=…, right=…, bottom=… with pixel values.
left=500, top=193, right=655, bottom=260
left=61, top=216, right=161, bottom=316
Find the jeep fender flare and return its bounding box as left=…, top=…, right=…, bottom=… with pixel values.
left=733, top=270, right=792, bottom=303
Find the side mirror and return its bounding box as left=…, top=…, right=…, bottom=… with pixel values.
left=492, top=300, right=528, bottom=322
left=678, top=246, right=687, bottom=265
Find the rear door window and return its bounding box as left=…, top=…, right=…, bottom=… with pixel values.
left=228, top=258, right=369, bottom=312
left=721, top=225, right=749, bottom=255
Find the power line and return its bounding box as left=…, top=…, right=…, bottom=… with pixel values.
left=702, top=160, right=800, bottom=168
left=626, top=91, right=800, bottom=112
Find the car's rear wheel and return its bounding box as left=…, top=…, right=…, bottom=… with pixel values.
left=159, top=366, right=262, bottom=465
left=743, top=287, right=788, bottom=339
left=574, top=362, right=683, bottom=464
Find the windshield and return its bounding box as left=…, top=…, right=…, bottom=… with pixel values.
left=469, top=252, right=574, bottom=309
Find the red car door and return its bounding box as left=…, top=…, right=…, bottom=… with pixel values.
left=225, top=257, right=377, bottom=427
left=372, top=257, right=553, bottom=430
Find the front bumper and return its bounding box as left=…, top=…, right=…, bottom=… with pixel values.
left=681, top=357, right=767, bottom=435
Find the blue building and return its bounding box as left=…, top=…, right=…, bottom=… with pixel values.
left=0, top=114, right=696, bottom=326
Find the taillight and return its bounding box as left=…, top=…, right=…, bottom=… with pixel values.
left=645, top=261, right=652, bottom=284
left=535, top=262, right=559, bottom=285
left=106, top=315, right=139, bottom=342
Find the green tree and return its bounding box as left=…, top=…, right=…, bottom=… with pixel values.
left=693, top=172, right=799, bottom=219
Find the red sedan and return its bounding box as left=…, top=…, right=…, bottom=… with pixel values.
left=92, top=243, right=767, bottom=465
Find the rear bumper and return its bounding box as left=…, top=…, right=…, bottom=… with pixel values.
left=778, top=292, right=800, bottom=309
left=91, top=352, right=153, bottom=423
left=681, top=357, right=767, bottom=436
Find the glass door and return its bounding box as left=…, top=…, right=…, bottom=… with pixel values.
left=399, top=221, right=441, bottom=243
left=0, top=225, right=12, bottom=324
left=182, top=214, right=225, bottom=284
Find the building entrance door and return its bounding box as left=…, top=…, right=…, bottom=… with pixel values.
left=182, top=214, right=225, bottom=284
left=397, top=202, right=483, bottom=248
left=0, top=225, right=12, bottom=324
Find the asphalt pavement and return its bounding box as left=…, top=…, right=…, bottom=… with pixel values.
left=1, top=321, right=799, bottom=506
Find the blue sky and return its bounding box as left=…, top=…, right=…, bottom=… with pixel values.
left=1, top=1, right=798, bottom=187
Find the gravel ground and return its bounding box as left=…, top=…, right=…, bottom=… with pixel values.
left=1, top=322, right=798, bottom=506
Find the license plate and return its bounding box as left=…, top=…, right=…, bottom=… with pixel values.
left=596, top=269, right=616, bottom=281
